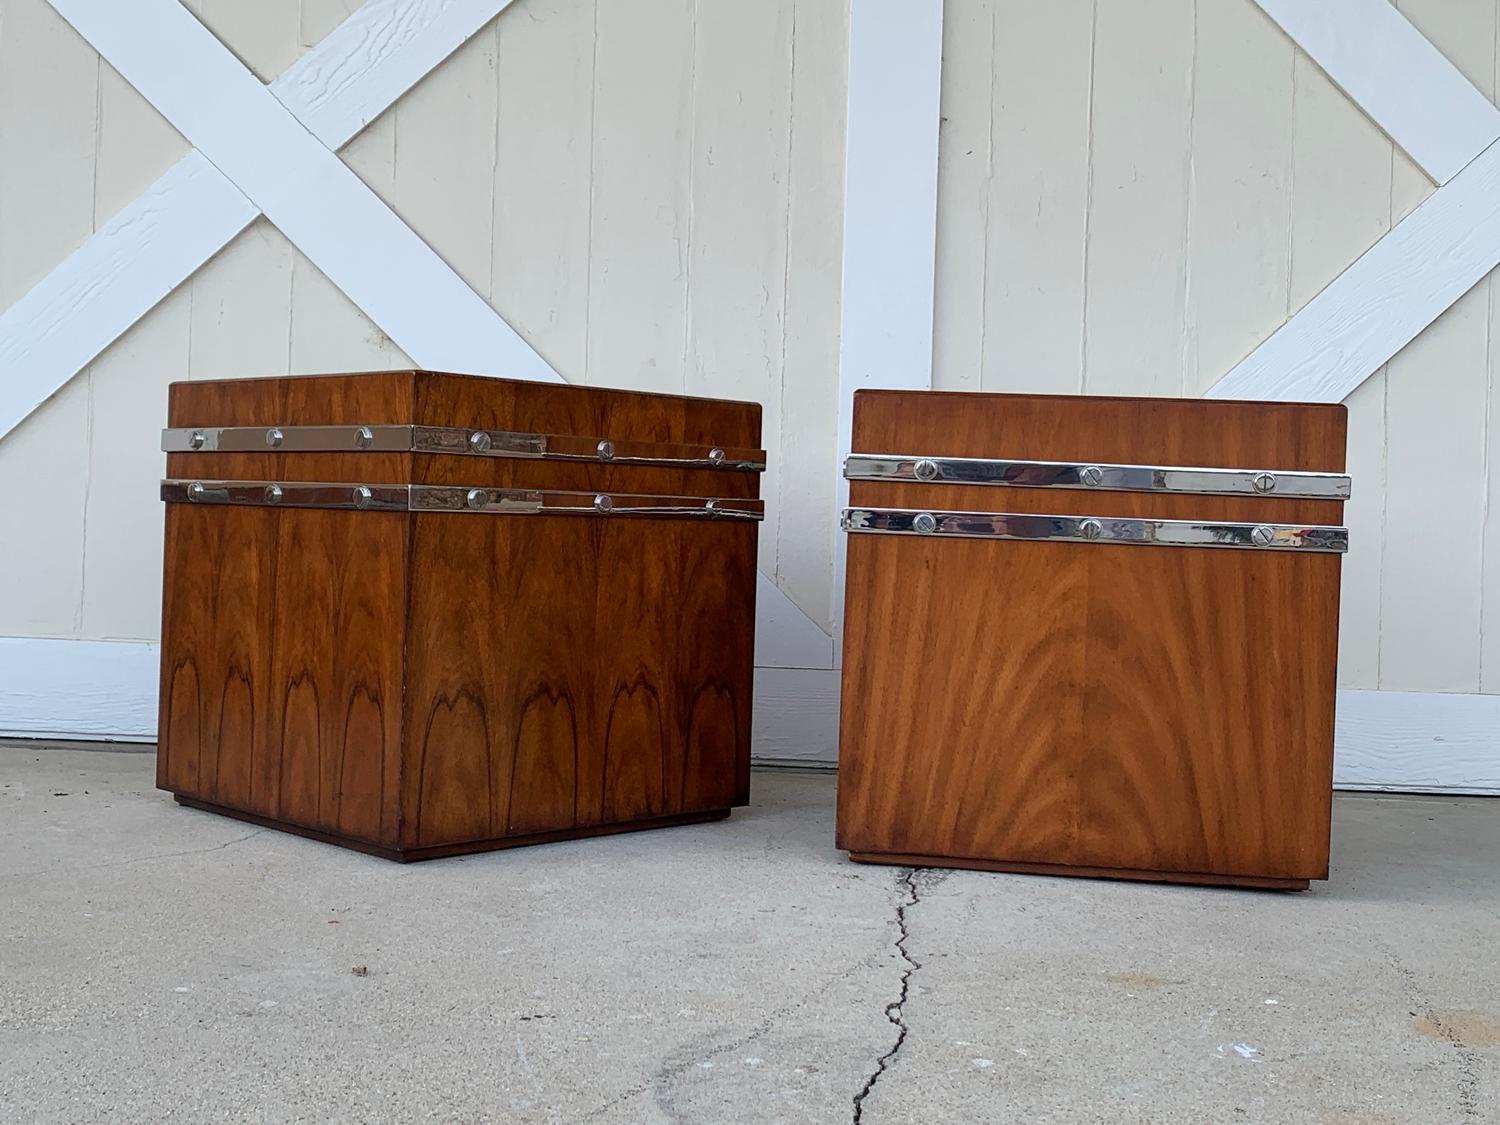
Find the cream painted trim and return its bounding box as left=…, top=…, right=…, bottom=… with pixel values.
left=0, top=639, right=158, bottom=742
left=1251, top=0, right=1500, bottom=184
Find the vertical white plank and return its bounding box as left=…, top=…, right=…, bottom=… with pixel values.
left=1184, top=0, right=1292, bottom=396
left=0, top=382, right=91, bottom=636
left=79, top=51, right=194, bottom=639
left=1082, top=0, right=1193, bottom=396
left=981, top=0, right=1093, bottom=395
left=1286, top=55, right=1396, bottom=317
left=1380, top=0, right=1493, bottom=693
left=775, top=0, right=847, bottom=634
left=1382, top=288, right=1488, bottom=691
left=1285, top=49, right=1398, bottom=691
left=0, top=0, right=98, bottom=638
left=834, top=0, right=942, bottom=660
left=187, top=219, right=295, bottom=379
left=930, top=0, right=992, bottom=394
left=1489, top=15, right=1500, bottom=696
left=1339, top=374, right=1387, bottom=688
left=0, top=0, right=99, bottom=310
left=492, top=0, right=597, bottom=381
left=684, top=0, right=793, bottom=580
left=81, top=293, right=190, bottom=639
left=392, top=24, right=499, bottom=301
left=586, top=0, right=694, bottom=393
left=1485, top=273, right=1500, bottom=694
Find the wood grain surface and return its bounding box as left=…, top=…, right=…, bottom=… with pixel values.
left=158, top=371, right=759, bottom=857
left=837, top=390, right=1345, bottom=887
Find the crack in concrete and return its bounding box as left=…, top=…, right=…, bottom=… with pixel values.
left=1385, top=946, right=1482, bottom=1120
left=4, top=828, right=268, bottom=880
left=852, top=867, right=922, bottom=1124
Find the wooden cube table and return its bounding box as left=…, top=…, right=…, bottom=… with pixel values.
left=836, top=391, right=1349, bottom=890
left=157, top=371, right=762, bottom=860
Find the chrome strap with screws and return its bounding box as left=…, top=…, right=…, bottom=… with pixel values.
left=162, top=425, right=765, bottom=471
left=841, top=508, right=1347, bottom=553
left=844, top=454, right=1349, bottom=500
left=162, top=479, right=763, bottom=520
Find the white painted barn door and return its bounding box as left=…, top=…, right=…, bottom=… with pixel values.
left=839, top=0, right=1500, bottom=793
left=0, top=0, right=844, bottom=752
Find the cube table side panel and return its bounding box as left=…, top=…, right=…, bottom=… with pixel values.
left=837, top=390, right=1346, bottom=887
left=401, top=515, right=756, bottom=850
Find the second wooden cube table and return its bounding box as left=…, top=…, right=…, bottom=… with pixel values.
left=836, top=390, right=1349, bottom=890
left=157, top=371, right=762, bottom=860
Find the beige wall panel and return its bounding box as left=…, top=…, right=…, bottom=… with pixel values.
left=1082, top=0, right=1194, bottom=396
left=1286, top=33, right=1429, bottom=679
left=1184, top=0, right=1292, bottom=396
left=1484, top=289, right=1500, bottom=693
left=775, top=0, right=846, bottom=633
left=492, top=0, right=596, bottom=382
left=1382, top=287, right=1489, bottom=691
left=299, top=0, right=362, bottom=49
left=187, top=219, right=294, bottom=379
left=0, top=0, right=98, bottom=310
left=930, top=0, right=992, bottom=394
left=189, top=0, right=302, bottom=83
left=1378, top=0, right=1493, bottom=693
left=586, top=0, right=694, bottom=394
left=392, top=26, right=500, bottom=301
left=0, top=380, right=89, bottom=636
left=1284, top=47, right=1398, bottom=691
left=0, top=0, right=97, bottom=636
left=94, top=64, right=188, bottom=224
left=684, top=0, right=793, bottom=580
left=80, top=292, right=191, bottom=640
left=980, top=0, right=1093, bottom=396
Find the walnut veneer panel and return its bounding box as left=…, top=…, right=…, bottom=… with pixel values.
left=158, top=372, right=758, bottom=859
left=837, top=390, right=1346, bottom=889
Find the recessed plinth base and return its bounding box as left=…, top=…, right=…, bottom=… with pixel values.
left=848, top=851, right=1310, bottom=892
left=175, top=795, right=732, bottom=862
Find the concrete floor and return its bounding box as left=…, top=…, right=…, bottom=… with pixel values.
left=1, top=746, right=1498, bottom=1125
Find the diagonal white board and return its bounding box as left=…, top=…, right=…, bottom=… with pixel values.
left=1251, top=0, right=1500, bottom=185
left=46, top=0, right=556, bottom=385
left=1210, top=138, right=1500, bottom=403
left=0, top=0, right=831, bottom=666
left=0, top=0, right=525, bottom=437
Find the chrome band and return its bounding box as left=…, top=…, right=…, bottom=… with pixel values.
left=162, top=425, right=765, bottom=471
left=844, top=454, right=1350, bottom=500
left=161, top=480, right=763, bottom=521
left=841, top=508, right=1347, bottom=553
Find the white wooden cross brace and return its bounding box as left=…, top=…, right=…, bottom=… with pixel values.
left=0, top=0, right=831, bottom=668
